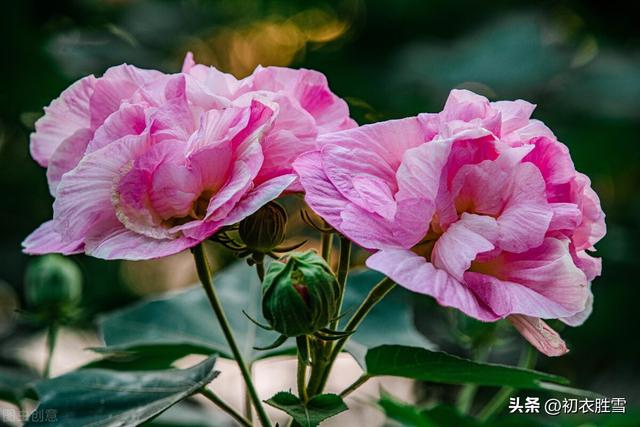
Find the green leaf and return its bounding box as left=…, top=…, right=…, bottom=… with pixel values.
left=423, top=405, right=481, bottom=427
left=26, top=356, right=218, bottom=426
left=365, top=345, right=571, bottom=391
left=378, top=392, right=437, bottom=427
left=97, top=261, right=294, bottom=364
left=341, top=269, right=433, bottom=367
left=265, top=392, right=347, bottom=427
left=0, top=366, right=39, bottom=405
left=82, top=345, right=193, bottom=371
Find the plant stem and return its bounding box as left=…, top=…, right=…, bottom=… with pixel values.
left=244, top=364, right=254, bottom=422
left=254, top=253, right=265, bottom=282
left=296, top=336, right=310, bottom=402
left=201, top=388, right=253, bottom=427
left=477, top=345, right=537, bottom=422
left=456, top=346, right=490, bottom=414
left=193, top=244, right=272, bottom=427
left=307, top=277, right=396, bottom=396
left=339, top=374, right=371, bottom=398
left=43, top=323, right=58, bottom=378
left=321, top=231, right=333, bottom=262
left=331, top=237, right=351, bottom=330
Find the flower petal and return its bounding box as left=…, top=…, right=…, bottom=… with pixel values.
left=317, top=117, right=425, bottom=171
left=53, top=132, right=151, bottom=242
left=31, top=75, right=96, bottom=167
left=497, top=162, right=553, bottom=253
left=294, top=150, right=350, bottom=228
left=22, top=220, right=84, bottom=255
left=491, top=99, right=536, bottom=136
left=87, top=103, right=147, bottom=153
left=46, top=128, right=94, bottom=196
left=508, top=315, right=569, bottom=357
left=432, top=213, right=497, bottom=281
left=85, top=224, right=196, bottom=260
left=242, top=66, right=356, bottom=133
left=466, top=237, right=588, bottom=318
left=367, top=249, right=499, bottom=321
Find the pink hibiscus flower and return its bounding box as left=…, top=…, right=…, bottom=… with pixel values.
left=24, top=55, right=354, bottom=260
left=294, top=89, right=605, bottom=356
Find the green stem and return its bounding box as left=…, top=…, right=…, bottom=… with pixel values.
left=244, top=363, right=254, bottom=423
left=296, top=336, right=310, bottom=402
left=43, top=323, right=58, bottom=378
left=254, top=253, right=265, bottom=282
left=339, top=374, right=371, bottom=398
left=456, top=346, right=490, bottom=414
left=477, top=345, right=537, bottom=422
left=331, top=237, right=352, bottom=330
left=193, top=244, right=272, bottom=427
left=201, top=388, right=253, bottom=427
left=321, top=231, right=333, bottom=262
left=308, top=277, right=396, bottom=396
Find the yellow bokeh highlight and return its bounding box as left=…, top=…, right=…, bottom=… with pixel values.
left=185, top=8, right=349, bottom=77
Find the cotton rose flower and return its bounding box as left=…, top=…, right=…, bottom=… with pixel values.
left=24, top=55, right=355, bottom=260
left=294, top=89, right=605, bottom=356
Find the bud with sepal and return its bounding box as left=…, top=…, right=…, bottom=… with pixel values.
left=251, top=250, right=352, bottom=350
left=24, top=254, right=82, bottom=322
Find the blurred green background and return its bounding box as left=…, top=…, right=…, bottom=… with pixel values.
left=1, top=0, right=638, bottom=425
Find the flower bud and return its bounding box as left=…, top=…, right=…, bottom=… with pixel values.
left=262, top=251, right=340, bottom=337
left=238, top=202, right=287, bottom=254
left=25, top=255, right=82, bottom=311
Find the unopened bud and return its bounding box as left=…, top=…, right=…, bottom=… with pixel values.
left=25, top=255, right=82, bottom=311
left=262, top=251, right=340, bottom=337
left=239, top=202, right=287, bottom=254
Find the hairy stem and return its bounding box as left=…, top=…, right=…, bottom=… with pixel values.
left=477, top=345, right=537, bottom=422
left=43, top=323, right=58, bottom=378
left=193, top=244, right=272, bottom=427
left=200, top=388, right=253, bottom=427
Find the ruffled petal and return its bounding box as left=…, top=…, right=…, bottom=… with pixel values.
left=46, top=128, right=94, bottom=196
left=87, top=103, right=147, bottom=153
left=85, top=224, right=196, bottom=260
left=496, top=162, right=553, bottom=253
left=242, top=66, right=356, bottom=133
left=467, top=237, right=589, bottom=318
left=432, top=213, right=497, bottom=281
left=491, top=99, right=536, bottom=136
left=367, top=249, right=499, bottom=321
left=53, top=132, right=151, bottom=242
left=30, top=75, right=96, bottom=167
left=317, top=117, right=425, bottom=171
left=22, top=220, right=84, bottom=255
left=294, top=150, right=350, bottom=228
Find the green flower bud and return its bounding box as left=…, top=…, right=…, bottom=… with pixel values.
left=238, top=202, right=287, bottom=254
left=25, top=255, right=82, bottom=311
left=262, top=251, right=340, bottom=337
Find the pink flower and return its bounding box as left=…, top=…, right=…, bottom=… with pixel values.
left=295, top=89, right=606, bottom=356
left=24, top=56, right=354, bottom=260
